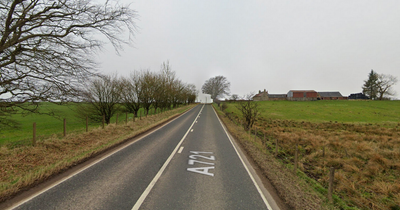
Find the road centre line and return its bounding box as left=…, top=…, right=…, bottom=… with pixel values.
left=131, top=104, right=205, bottom=210
left=7, top=105, right=199, bottom=210
left=212, top=107, right=273, bottom=210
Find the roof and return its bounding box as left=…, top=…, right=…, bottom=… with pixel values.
left=318, top=92, right=343, bottom=97
left=288, top=90, right=317, bottom=93
left=253, top=91, right=268, bottom=98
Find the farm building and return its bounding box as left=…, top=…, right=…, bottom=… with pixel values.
left=317, top=92, right=347, bottom=100
left=253, top=90, right=287, bottom=101
left=268, top=94, right=287, bottom=101
left=348, top=93, right=369, bottom=100
left=253, top=89, right=269, bottom=101
left=287, top=90, right=318, bottom=101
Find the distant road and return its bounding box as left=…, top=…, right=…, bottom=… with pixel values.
left=7, top=104, right=281, bottom=210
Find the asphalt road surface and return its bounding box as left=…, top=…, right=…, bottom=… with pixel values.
left=6, top=104, right=282, bottom=210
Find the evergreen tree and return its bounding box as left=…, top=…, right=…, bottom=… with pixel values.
left=362, top=70, right=378, bottom=100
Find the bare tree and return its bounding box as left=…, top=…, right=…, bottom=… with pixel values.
left=120, top=75, right=140, bottom=116
left=138, top=70, right=157, bottom=115
left=229, top=94, right=239, bottom=101
left=0, top=0, right=136, bottom=126
left=236, top=94, right=259, bottom=131
left=160, top=61, right=176, bottom=110
left=78, top=74, right=122, bottom=124
left=201, top=76, right=230, bottom=100
left=185, top=83, right=198, bottom=104
left=376, top=74, right=398, bottom=100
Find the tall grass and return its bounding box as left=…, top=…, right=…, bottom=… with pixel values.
left=219, top=100, right=400, bottom=209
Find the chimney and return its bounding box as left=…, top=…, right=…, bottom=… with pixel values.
left=264, top=89, right=266, bottom=93
left=259, top=90, right=261, bottom=94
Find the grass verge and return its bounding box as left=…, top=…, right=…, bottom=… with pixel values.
left=213, top=104, right=356, bottom=210
left=0, top=104, right=196, bottom=202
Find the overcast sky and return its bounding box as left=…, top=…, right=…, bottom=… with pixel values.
left=96, top=0, right=400, bottom=101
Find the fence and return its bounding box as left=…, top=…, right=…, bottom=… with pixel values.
left=216, top=106, right=385, bottom=208
left=30, top=108, right=167, bottom=147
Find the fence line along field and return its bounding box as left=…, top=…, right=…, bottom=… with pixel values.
left=0, top=102, right=162, bottom=146
left=219, top=100, right=400, bottom=210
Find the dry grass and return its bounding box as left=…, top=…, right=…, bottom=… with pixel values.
left=214, top=106, right=327, bottom=209
left=0, top=105, right=196, bottom=202
left=218, top=105, right=400, bottom=209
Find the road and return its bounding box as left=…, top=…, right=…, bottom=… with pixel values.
left=5, top=104, right=282, bottom=210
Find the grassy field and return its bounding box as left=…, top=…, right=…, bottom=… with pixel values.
left=223, top=100, right=400, bottom=124
left=0, top=103, right=162, bottom=145
left=218, top=100, right=400, bottom=209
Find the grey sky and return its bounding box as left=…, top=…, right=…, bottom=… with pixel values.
left=97, top=0, right=400, bottom=100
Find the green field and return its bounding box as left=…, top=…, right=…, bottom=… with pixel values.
left=223, top=100, right=400, bottom=124
left=0, top=103, right=156, bottom=145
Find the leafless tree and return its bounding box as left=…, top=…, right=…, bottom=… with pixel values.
left=229, top=94, right=239, bottom=101
left=202, top=76, right=230, bottom=100
left=376, top=74, right=398, bottom=100
left=137, top=70, right=157, bottom=115
left=236, top=94, right=259, bottom=131
left=120, top=75, right=141, bottom=116
left=0, top=0, right=136, bottom=126
left=185, top=83, right=197, bottom=104
left=159, top=61, right=176, bottom=110
left=78, top=74, right=122, bottom=124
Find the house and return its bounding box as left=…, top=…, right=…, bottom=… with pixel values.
left=317, top=92, right=347, bottom=100
left=287, top=90, right=318, bottom=101
left=268, top=94, right=287, bottom=101
left=348, top=93, right=369, bottom=100
left=253, top=89, right=269, bottom=101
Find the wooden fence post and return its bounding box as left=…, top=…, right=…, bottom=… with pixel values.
left=140, top=110, right=142, bottom=120
left=33, top=122, right=36, bottom=146
left=328, top=167, right=335, bottom=203
left=116, top=113, right=119, bottom=125
left=126, top=112, right=128, bottom=124
left=63, top=118, right=66, bottom=137
left=86, top=116, right=88, bottom=132
left=254, top=127, right=257, bottom=141
left=102, top=115, right=105, bottom=129
left=294, top=141, right=298, bottom=174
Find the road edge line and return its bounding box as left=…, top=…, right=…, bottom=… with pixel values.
left=6, top=105, right=199, bottom=210
left=212, top=106, right=274, bottom=210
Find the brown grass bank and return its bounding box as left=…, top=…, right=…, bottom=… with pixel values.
left=213, top=105, right=329, bottom=209
left=0, top=104, right=196, bottom=202
left=216, top=103, right=400, bottom=210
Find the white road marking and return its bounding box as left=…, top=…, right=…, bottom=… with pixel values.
left=7, top=105, right=198, bottom=210
left=191, top=129, right=193, bottom=132
left=188, top=159, right=215, bottom=166
left=212, top=107, right=274, bottom=210
left=178, top=147, right=184, bottom=154
left=187, top=167, right=214, bottom=177
left=131, top=104, right=205, bottom=210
